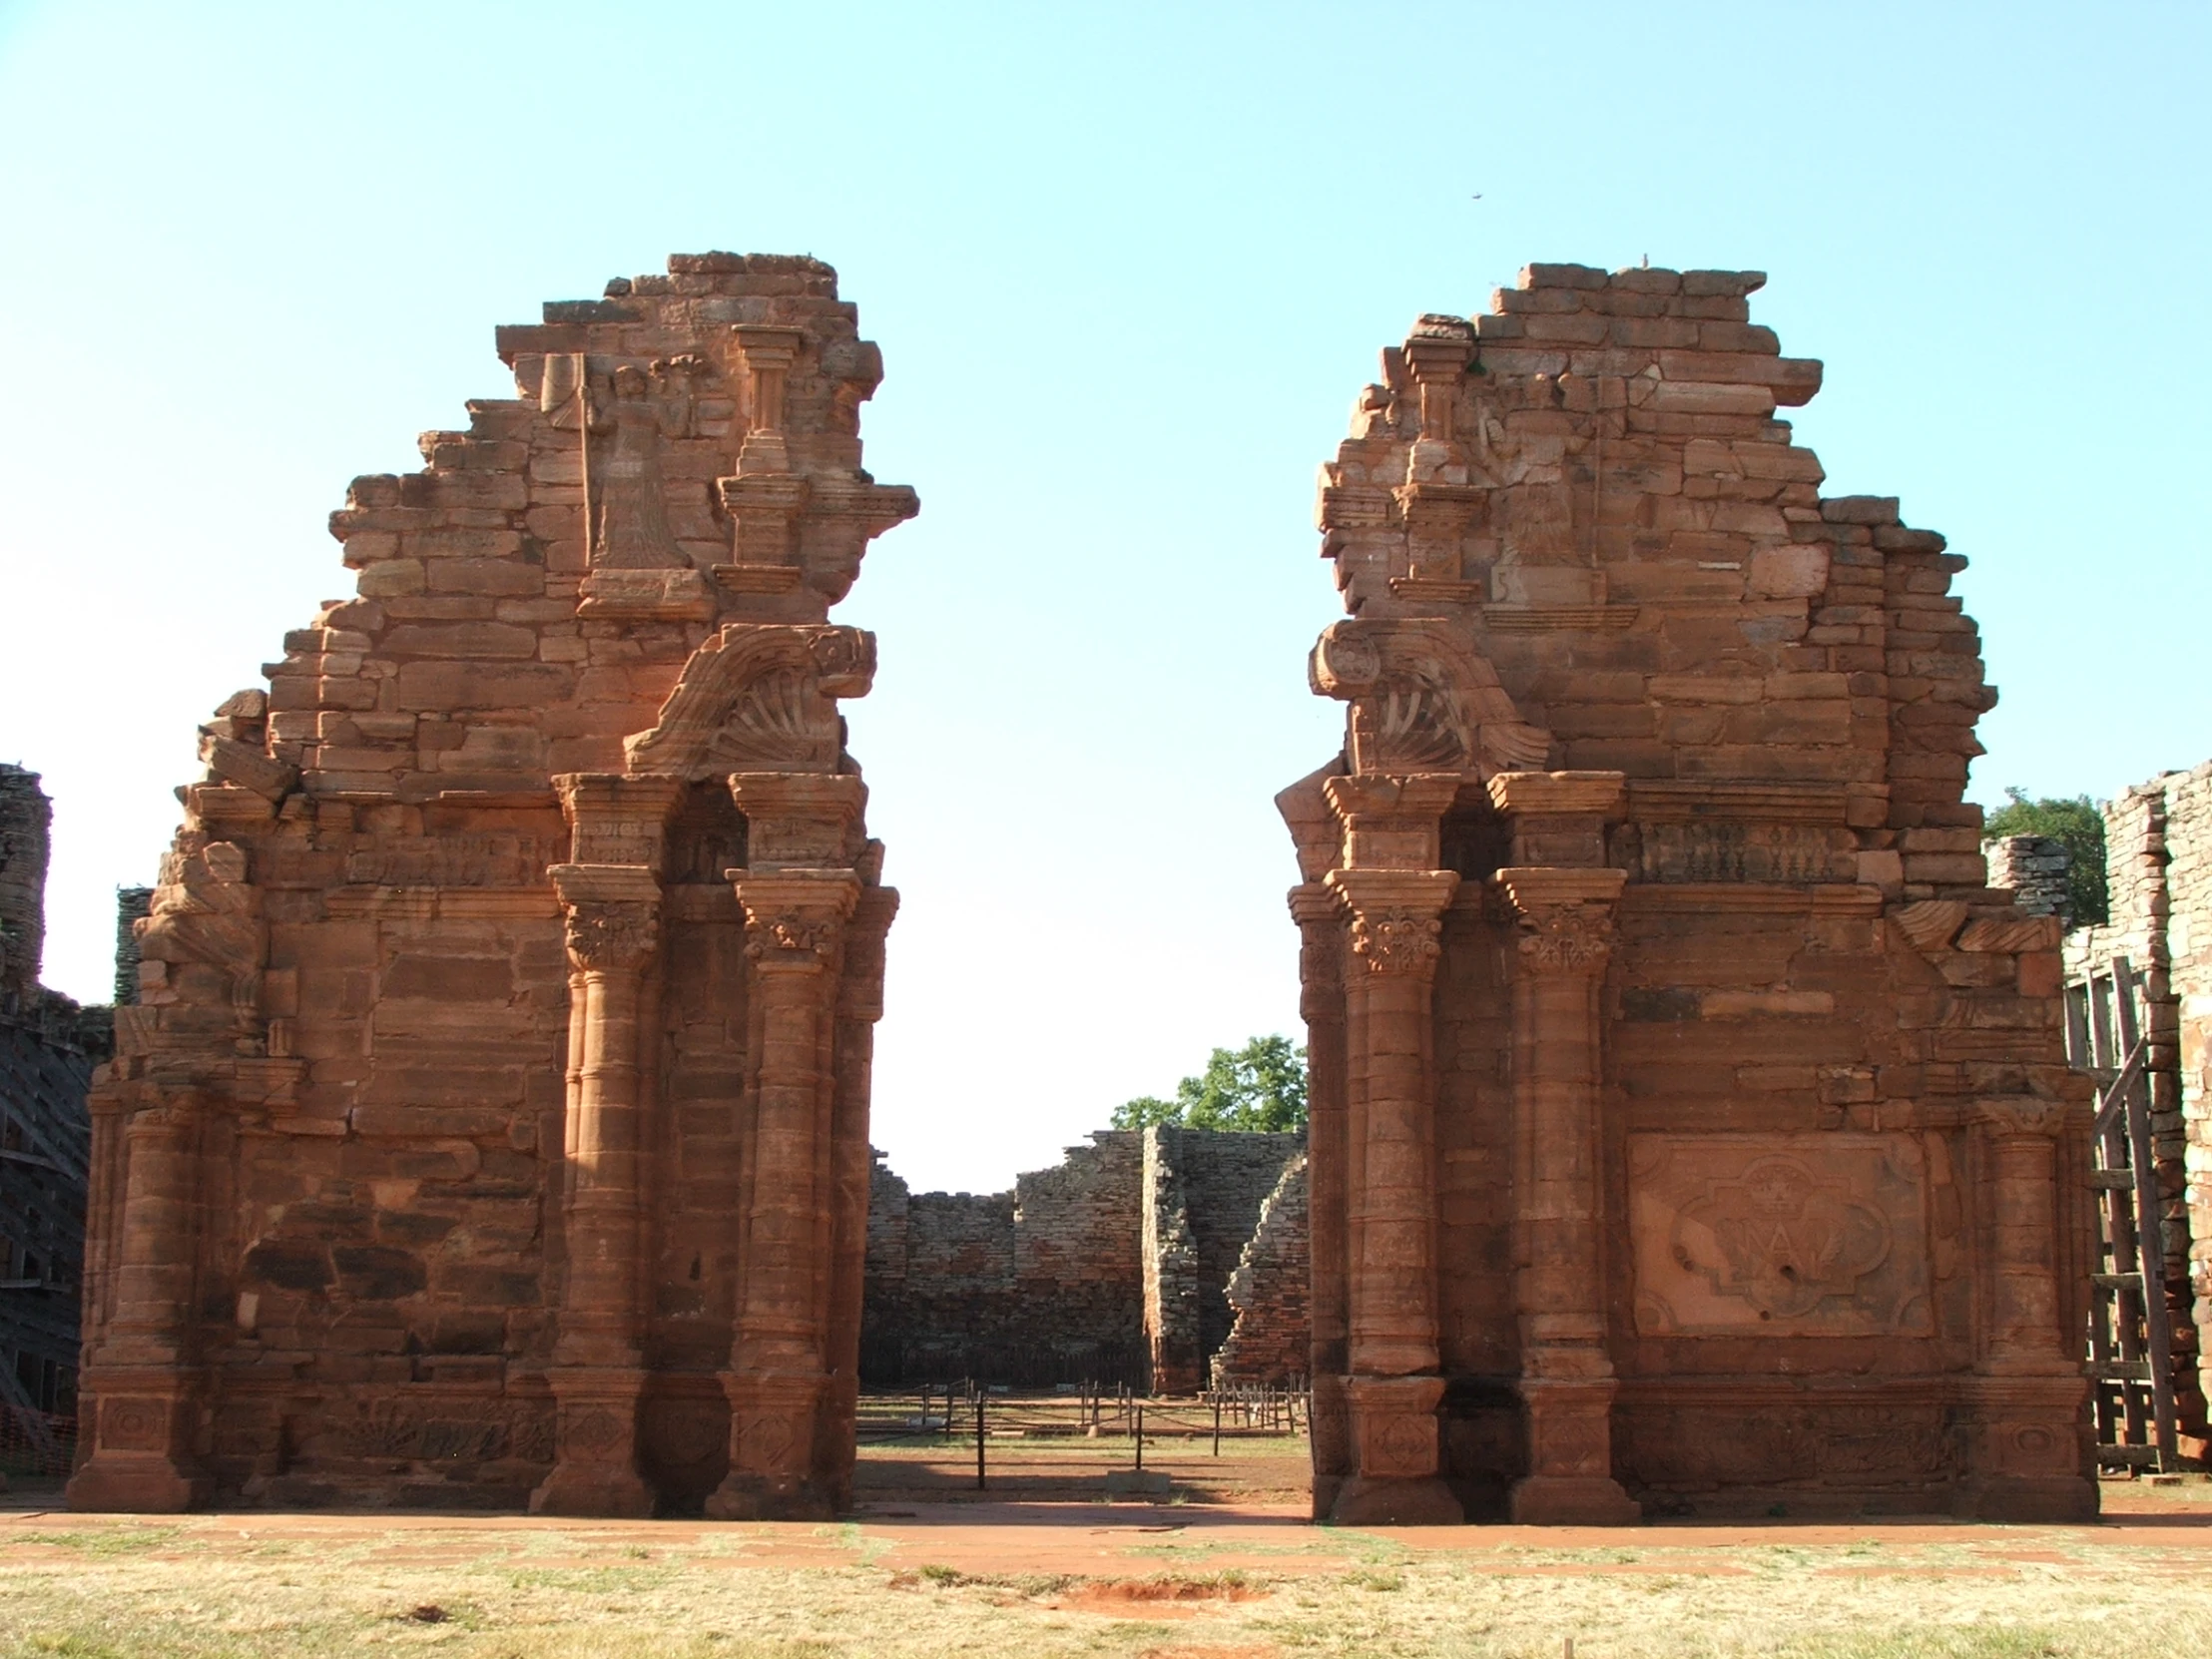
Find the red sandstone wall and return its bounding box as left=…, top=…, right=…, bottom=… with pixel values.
left=1288, top=263, right=2096, bottom=1525
left=73, top=255, right=913, bottom=1518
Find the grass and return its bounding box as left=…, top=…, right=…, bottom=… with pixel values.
left=1, top=1512, right=2209, bottom=1658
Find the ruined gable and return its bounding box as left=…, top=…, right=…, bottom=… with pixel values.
left=1288, top=264, right=2094, bottom=1525
left=72, top=255, right=913, bottom=1518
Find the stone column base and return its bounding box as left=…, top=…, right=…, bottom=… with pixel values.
left=1512, top=1377, right=1639, bottom=1524
left=530, top=1369, right=653, bottom=1518
left=1508, top=1473, right=1641, bottom=1525
left=66, top=1452, right=204, bottom=1513
left=1955, top=1375, right=2097, bottom=1522
left=706, top=1370, right=832, bottom=1520
left=67, top=1382, right=206, bottom=1513
left=1331, top=1376, right=1462, bottom=1524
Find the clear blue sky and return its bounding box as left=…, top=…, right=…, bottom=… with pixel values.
left=2, top=1, right=2205, bottom=1192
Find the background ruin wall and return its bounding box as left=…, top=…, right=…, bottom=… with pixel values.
left=861, top=1127, right=1305, bottom=1392
left=2061, top=763, right=2212, bottom=1445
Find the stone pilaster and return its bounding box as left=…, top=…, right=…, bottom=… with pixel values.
left=1490, top=769, right=1638, bottom=1525
left=532, top=862, right=661, bottom=1517
left=67, top=1085, right=208, bottom=1511
left=1290, top=879, right=1353, bottom=1517
left=1321, top=771, right=1461, bottom=1525
left=1957, top=1097, right=2097, bottom=1520
left=709, top=771, right=864, bottom=1520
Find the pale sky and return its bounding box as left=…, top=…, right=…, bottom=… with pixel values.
left=1, top=1, right=2205, bottom=1194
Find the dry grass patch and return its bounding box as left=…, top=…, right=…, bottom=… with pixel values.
left=0, top=1513, right=2208, bottom=1657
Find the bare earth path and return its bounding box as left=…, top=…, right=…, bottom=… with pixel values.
left=4, top=1466, right=2211, bottom=1658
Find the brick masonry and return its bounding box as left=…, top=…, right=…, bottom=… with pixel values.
left=1285, top=264, right=2095, bottom=1526
left=69, top=256, right=916, bottom=1519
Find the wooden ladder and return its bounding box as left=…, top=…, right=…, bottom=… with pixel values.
left=2066, top=956, right=2179, bottom=1471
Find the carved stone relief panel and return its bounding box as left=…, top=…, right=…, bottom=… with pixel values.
left=1629, top=822, right=1850, bottom=883
left=1629, top=1134, right=1933, bottom=1337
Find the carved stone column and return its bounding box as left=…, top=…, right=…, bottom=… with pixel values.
left=1490, top=769, right=1638, bottom=1525
left=709, top=771, right=863, bottom=1520
left=67, top=1086, right=207, bottom=1511
left=1958, top=1097, right=2096, bottom=1520
left=532, top=862, right=661, bottom=1517
left=1323, top=771, right=1462, bottom=1525
left=1290, top=879, right=1353, bottom=1518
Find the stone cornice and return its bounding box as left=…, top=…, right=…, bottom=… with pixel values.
left=1485, top=771, right=1627, bottom=820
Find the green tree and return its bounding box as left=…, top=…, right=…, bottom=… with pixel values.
left=1983, top=788, right=2107, bottom=925
left=1110, top=1034, right=1309, bottom=1133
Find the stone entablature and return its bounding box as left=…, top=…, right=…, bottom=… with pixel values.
left=1284, top=264, right=2095, bottom=1525
left=69, top=255, right=914, bottom=1518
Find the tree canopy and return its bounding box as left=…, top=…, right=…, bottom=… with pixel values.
left=1983, top=788, right=2107, bottom=925
left=1110, top=1034, right=1309, bottom=1134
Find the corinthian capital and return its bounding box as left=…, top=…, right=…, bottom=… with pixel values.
left=734, top=869, right=861, bottom=971
left=550, top=863, right=662, bottom=974
left=1351, top=908, right=1444, bottom=976
left=1513, top=905, right=1615, bottom=976
left=1325, top=868, right=1459, bottom=979
left=1496, top=866, right=1626, bottom=979
left=564, top=901, right=659, bottom=973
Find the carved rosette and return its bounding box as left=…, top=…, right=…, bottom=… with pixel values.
left=563, top=901, right=660, bottom=975
left=1513, top=903, right=1616, bottom=976
left=1351, top=908, right=1444, bottom=977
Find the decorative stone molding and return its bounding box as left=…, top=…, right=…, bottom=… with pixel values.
left=1311, top=618, right=1550, bottom=780
left=624, top=626, right=875, bottom=780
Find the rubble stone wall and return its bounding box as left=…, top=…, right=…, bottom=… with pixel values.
left=1985, top=835, right=2070, bottom=920
left=863, top=1127, right=1305, bottom=1392
left=1213, top=1152, right=1310, bottom=1386
left=0, top=767, right=107, bottom=1424
left=1143, top=1127, right=1305, bottom=1393
left=2064, top=762, right=2212, bottom=1440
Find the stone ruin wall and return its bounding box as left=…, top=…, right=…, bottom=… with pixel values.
left=1286, top=263, right=2094, bottom=1526
left=2061, top=762, right=2212, bottom=1446
left=1143, top=1127, right=1305, bottom=1392
left=70, top=255, right=916, bottom=1520
left=862, top=1127, right=1305, bottom=1392
left=1213, top=1152, right=1311, bottom=1388
left=862, top=1134, right=1145, bottom=1385
left=0, top=767, right=105, bottom=1424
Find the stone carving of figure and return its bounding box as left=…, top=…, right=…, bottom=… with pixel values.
left=588, top=359, right=698, bottom=570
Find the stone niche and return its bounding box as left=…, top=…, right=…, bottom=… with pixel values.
left=68, top=254, right=916, bottom=1518
left=1282, top=265, right=2097, bottom=1526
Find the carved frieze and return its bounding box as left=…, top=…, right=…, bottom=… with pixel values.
left=1629, top=1134, right=1934, bottom=1338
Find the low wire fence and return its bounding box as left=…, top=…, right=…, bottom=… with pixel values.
left=855, top=1382, right=1310, bottom=1491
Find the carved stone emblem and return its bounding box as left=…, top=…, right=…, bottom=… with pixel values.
left=1629, top=1135, right=1933, bottom=1337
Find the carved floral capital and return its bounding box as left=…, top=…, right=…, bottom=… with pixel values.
left=1351, top=908, right=1444, bottom=976
left=1513, top=904, right=1616, bottom=976
left=563, top=900, right=660, bottom=973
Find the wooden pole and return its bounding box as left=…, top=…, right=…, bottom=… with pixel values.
left=1213, top=1396, right=1222, bottom=1457
left=1135, top=1400, right=1144, bottom=1471
left=975, top=1391, right=985, bottom=1491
